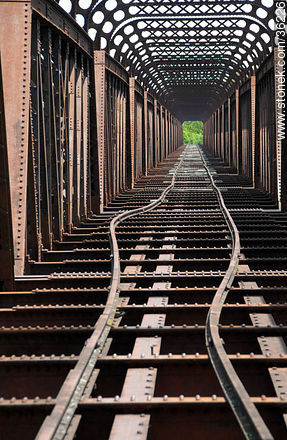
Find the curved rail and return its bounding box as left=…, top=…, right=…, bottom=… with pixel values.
left=36, top=149, right=187, bottom=440
left=199, top=147, right=273, bottom=440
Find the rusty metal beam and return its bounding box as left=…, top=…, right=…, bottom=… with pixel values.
left=273, top=47, right=283, bottom=210
left=0, top=1, right=32, bottom=276
left=0, top=56, right=14, bottom=291
left=129, top=77, right=135, bottom=188
left=251, top=76, right=256, bottom=188
left=94, top=50, right=105, bottom=212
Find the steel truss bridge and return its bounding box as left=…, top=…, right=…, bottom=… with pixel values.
left=0, top=1, right=287, bottom=439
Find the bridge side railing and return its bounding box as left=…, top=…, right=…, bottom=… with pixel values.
left=204, top=48, right=286, bottom=210
left=0, top=0, right=182, bottom=283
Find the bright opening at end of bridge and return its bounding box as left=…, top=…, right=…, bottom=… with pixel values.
left=182, top=121, right=203, bottom=145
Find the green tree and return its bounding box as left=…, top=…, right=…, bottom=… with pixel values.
left=182, top=121, right=203, bottom=145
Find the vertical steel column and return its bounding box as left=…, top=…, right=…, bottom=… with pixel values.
left=217, top=109, right=220, bottom=158
left=227, top=97, right=231, bottom=167
left=221, top=104, right=225, bottom=161
left=82, top=57, right=89, bottom=218
left=61, top=42, right=70, bottom=227
left=0, top=56, right=14, bottom=290
left=206, top=118, right=209, bottom=149
left=165, top=109, right=168, bottom=158
left=170, top=115, right=173, bottom=152
left=214, top=112, right=217, bottom=155
left=106, top=73, right=112, bottom=201
left=214, top=112, right=217, bottom=156
left=209, top=117, right=211, bottom=150
left=168, top=112, right=171, bottom=153
left=94, top=50, right=105, bottom=212
left=213, top=113, right=216, bottom=154
left=162, top=107, right=165, bottom=159
left=121, top=83, right=125, bottom=190
left=67, top=48, right=76, bottom=232
left=30, top=18, right=41, bottom=260
left=75, top=51, right=82, bottom=223
left=235, top=88, right=240, bottom=173
left=50, top=34, right=61, bottom=241
left=41, top=27, right=53, bottom=249
left=143, top=90, right=148, bottom=176
left=116, top=82, right=121, bottom=194
left=122, top=86, right=127, bottom=190
left=273, top=47, right=283, bottom=210
left=166, top=111, right=169, bottom=153
left=153, top=100, right=158, bottom=165
left=250, top=76, right=256, bottom=188
left=159, top=105, right=163, bottom=162
left=174, top=118, right=177, bottom=150
left=0, top=1, right=32, bottom=276
left=210, top=117, right=212, bottom=151
left=129, top=77, right=135, bottom=187
left=203, top=120, right=207, bottom=148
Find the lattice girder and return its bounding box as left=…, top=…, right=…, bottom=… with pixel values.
left=56, top=0, right=275, bottom=120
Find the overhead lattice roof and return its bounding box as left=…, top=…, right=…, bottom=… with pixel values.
left=57, top=0, right=276, bottom=121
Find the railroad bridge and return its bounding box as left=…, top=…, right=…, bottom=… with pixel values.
left=0, top=1, right=286, bottom=439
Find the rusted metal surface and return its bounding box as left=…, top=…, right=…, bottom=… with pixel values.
left=94, top=50, right=105, bottom=212
left=0, top=1, right=32, bottom=276
left=0, top=56, right=14, bottom=291
left=129, top=77, right=135, bottom=188
left=53, top=0, right=276, bottom=121
left=0, top=2, right=181, bottom=276
left=35, top=143, right=185, bottom=440
left=0, top=2, right=286, bottom=440
left=204, top=48, right=283, bottom=209
left=201, top=150, right=273, bottom=439
left=0, top=141, right=286, bottom=439
left=251, top=76, right=256, bottom=188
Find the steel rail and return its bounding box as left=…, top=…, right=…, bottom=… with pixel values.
left=35, top=149, right=187, bottom=440
left=199, top=146, right=274, bottom=440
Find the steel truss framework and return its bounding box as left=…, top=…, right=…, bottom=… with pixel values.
left=204, top=45, right=286, bottom=213
left=57, top=0, right=276, bottom=120
left=0, top=2, right=287, bottom=440
left=0, top=0, right=182, bottom=280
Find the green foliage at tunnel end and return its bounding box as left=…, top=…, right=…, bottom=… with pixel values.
left=182, top=121, right=203, bottom=145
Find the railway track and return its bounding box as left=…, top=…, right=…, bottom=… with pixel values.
left=0, top=145, right=287, bottom=440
